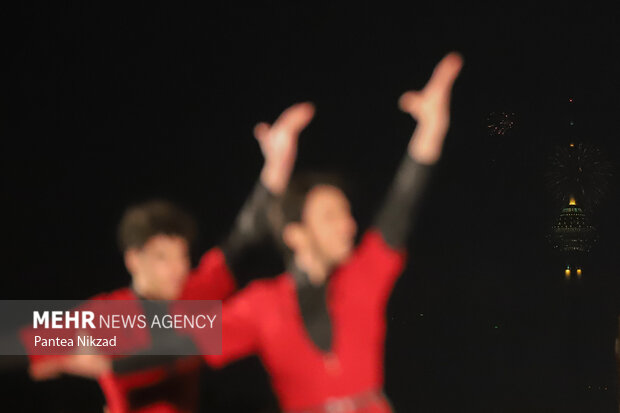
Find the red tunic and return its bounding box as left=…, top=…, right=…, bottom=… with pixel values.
left=205, top=230, right=406, bottom=412
left=29, top=247, right=236, bottom=413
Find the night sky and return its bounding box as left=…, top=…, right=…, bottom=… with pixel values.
left=1, top=5, right=619, bottom=412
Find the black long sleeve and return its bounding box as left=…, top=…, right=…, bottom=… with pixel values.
left=220, top=181, right=279, bottom=286
left=289, top=156, right=433, bottom=354
left=113, top=184, right=279, bottom=374
left=374, top=154, right=432, bottom=248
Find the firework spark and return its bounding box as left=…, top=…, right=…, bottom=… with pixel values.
left=486, top=112, right=516, bottom=136
left=546, top=142, right=613, bottom=212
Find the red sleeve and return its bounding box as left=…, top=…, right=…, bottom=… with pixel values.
left=345, top=229, right=407, bottom=304
left=98, top=371, right=129, bottom=413
left=202, top=282, right=262, bottom=368
left=180, top=247, right=237, bottom=300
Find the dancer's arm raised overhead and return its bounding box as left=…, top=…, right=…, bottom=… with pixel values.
left=374, top=52, right=463, bottom=249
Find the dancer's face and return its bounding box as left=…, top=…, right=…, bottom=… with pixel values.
left=286, top=185, right=358, bottom=270
left=125, top=234, right=191, bottom=300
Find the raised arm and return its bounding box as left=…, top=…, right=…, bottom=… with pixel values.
left=374, top=52, right=463, bottom=248
left=113, top=104, right=315, bottom=374
left=256, top=102, right=315, bottom=195
left=220, top=103, right=314, bottom=273
left=186, top=103, right=315, bottom=294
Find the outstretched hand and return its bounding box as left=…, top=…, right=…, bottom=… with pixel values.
left=29, top=354, right=111, bottom=381
left=399, top=52, right=463, bottom=164
left=256, top=102, right=315, bottom=195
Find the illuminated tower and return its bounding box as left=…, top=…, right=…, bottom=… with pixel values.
left=549, top=196, right=597, bottom=280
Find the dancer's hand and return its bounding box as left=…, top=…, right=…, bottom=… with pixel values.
left=399, top=52, right=463, bottom=164
left=29, top=355, right=111, bottom=380
left=256, top=103, right=315, bottom=194
left=29, top=358, right=64, bottom=380
left=60, top=354, right=112, bottom=379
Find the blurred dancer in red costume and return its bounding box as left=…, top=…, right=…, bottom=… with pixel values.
left=201, top=52, right=463, bottom=413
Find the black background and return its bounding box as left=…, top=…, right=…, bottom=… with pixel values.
left=1, top=4, right=619, bottom=412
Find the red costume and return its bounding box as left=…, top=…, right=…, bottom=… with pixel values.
left=29, top=247, right=236, bottom=413
left=26, top=182, right=276, bottom=412
left=205, top=230, right=405, bottom=412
